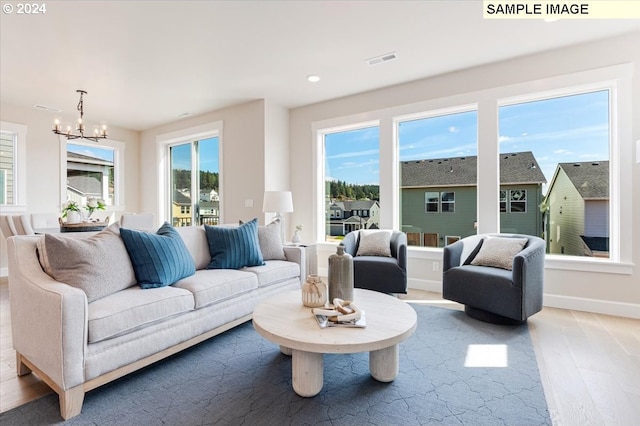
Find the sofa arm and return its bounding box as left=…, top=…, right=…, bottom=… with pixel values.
left=283, top=245, right=306, bottom=285
left=7, top=236, right=88, bottom=391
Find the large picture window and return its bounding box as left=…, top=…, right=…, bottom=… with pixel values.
left=323, top=125, right=380, bottom=242
left=61, top=138, right=124, bottom=216
left=398, top=109, right=477, bottom=247
left=169, top=136, right=220, bottom=227
left=314, top=64, right=630, bottom=271
left=499, top=89, right=610, bottom=258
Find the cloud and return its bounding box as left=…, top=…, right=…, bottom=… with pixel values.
left=449, top=126, right=459, bottom=133
left=326, top=148, right=379, bottom=160
left=553, top=149, right=572, bottom=155
left=498, top=135, right=512, bottom=143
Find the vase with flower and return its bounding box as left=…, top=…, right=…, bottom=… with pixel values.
left=85, top=197, right=106, bottom=221
left=292, top=224, right=302, bottom=245
left=61, top=200, right=82, bottom=224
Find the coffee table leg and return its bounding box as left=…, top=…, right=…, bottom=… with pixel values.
left=291, top=349, right=323, bottom=397
left=369, top=344, right=399, bottom=382
left=280, top=345, right=292, bottom=356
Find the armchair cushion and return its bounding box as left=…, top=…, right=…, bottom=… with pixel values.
left=470, top=236, right=528, bottom=270
left=356, top=230, right=392, bottom=257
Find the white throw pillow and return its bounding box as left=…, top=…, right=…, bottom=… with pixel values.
left=470, top=237, right=528, bottom=270
left=356, top=231, right=392, bottom=257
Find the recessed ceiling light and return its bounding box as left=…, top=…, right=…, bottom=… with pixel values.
left=307, top=75, right=320, bottom=83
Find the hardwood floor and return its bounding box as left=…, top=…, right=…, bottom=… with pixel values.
left=1, top=277, right=638, bottom=424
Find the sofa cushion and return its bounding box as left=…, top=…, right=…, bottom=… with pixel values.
left=120, top=222, right=196, bottom=289
left=205, top=218, right=264, bottom=269
left=87, top=285, right=195, bottom=343
left=242, top=260, right=300, bottom=288
left=173, top=269, right=259, bottom=309
left=36, top=224, right=136, bottom=303
left=470, top=236, right=528, bottom=270
left=356, top=230, right=392, bottom=257
left=176, top=225, right=210, bottom=270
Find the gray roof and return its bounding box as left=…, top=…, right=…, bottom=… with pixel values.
left=328, top=200, right=378, bottom=211
left=173, top=190, right=191, bottom=205
left=559, top=161, right=609, bottom=199
left=67, top=175, right=102, bottom=196
left=401, top=151, right=546, bottom=187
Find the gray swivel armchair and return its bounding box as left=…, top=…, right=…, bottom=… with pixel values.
left=341, top=230, right=407, bottom=294
left=442, top=234, right=545, bottom=324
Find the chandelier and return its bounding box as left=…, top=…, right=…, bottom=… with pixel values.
left=52, top=90, right=108, bottom=142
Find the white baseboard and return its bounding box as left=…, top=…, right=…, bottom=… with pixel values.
left=408, top=278, right=441, bottom=293
left=0, top=267, right=7, bottom=278
left=543, top=294, right=640, bottom=319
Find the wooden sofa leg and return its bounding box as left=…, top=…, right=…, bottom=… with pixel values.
left=15, top=352, right=32, bottom=376
left=59, top=385, right=85, bottom=420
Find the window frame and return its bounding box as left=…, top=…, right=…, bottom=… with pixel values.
left=312, top=64, right=632, bottom=274
left=156, top=121, right=224, bottom=226
left=0, top=121, right=27, bottom=212
left=59, top=136, right=125, bottom=214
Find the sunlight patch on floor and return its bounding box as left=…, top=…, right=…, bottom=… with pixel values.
left=464, top=344, right=508, bottom=367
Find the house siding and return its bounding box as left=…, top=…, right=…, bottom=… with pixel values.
left=401, top=186, right=477, bottom=247
left=548, top=170, right=585, bottom=256
left=499, top=184, right=545, bottom=237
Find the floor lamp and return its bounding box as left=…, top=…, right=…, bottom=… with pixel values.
left=262, top=191, right=294, bottom=243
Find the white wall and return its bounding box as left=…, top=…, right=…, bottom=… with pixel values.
left=289, top=33, right=640, bottom=317
left=0, top=103, right=140, bottom=272
left=139, top=99, right=290, bottom=227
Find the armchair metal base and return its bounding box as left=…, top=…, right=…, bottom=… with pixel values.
left=464, top=306, right=526, bottom=325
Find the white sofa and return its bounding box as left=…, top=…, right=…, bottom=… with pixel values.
left=7, top=224, right=304, bottom=420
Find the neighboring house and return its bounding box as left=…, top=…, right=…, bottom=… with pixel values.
left=173, top=190, right=220, bottom=227
left=199, top=189, right=219, bottom=202
left=326, top=199, right=380, bottom=236
left=544, top=161, right=609, bottom=257
left=172, top=189, right=192, bottom=227
left=199, top=200, right=220, bottom=226
left=401, top=151, right=546, bottom=247
left=66, top=151, right=113, bottom=206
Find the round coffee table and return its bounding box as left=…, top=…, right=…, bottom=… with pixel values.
left=252, top=288, right=417, bottom=397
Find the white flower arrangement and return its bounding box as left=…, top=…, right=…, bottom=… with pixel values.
left=85, top=197, right=106, bottom=217
left=61, top=200, right=81, bottom=218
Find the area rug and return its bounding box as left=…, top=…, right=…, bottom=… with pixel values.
left=0, top=304, right=551, bottom=425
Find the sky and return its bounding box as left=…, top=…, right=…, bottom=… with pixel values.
left=325, top=90, right=609, bottom=194
left=169, top=136, right=219, bottom=172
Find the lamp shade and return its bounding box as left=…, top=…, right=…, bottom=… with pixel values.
left=262, top=191, right=293, bottom=213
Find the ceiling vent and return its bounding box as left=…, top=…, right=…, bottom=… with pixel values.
left=33, top=104, right=61, bottom=112
left=366, top=52, right=398, bottom=66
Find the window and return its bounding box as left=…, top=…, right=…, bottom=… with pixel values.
left=425, top=192, right=439, bottom=212
left=323, top=125, right=379, bottom=242
left=66, top=143, right=115, bottom=207
left=169, top=136, right=220, bottom=227
left=441, top=192, right=455, bottom=213
left=398, top=109, right=477, bottom=247
left=60, top=138, right=124, bottom=214
left=499, top=89, right=610, bottom=257
left=0, top=121, right=26, bottom=210
left=313, top=64, right=630, bottom=271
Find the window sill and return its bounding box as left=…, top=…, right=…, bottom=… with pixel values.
left=0, top=205, right=27, bottom=213
left=544, top=256, right=633, bottom=275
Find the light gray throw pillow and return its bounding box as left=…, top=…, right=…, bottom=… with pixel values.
left=470, top=237, right=528, bottom=270
left=258, top=220, right=286, bottom=260
left=356, top=230, right=392, bottom=257
left=37, top=223, right=137, bottom=302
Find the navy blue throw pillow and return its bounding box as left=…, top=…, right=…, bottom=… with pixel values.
left=120, top=222, right=196, bottom=289
left=205, top=218, right=264, bottom=269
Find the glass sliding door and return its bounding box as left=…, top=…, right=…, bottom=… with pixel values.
left=169, top=136, right=220, bottom=227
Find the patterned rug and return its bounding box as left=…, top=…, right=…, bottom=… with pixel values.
left=0, top=304, right=550, bottom=425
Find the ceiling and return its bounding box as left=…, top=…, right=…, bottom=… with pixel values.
left=2, top=1, right=640, bottom=131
